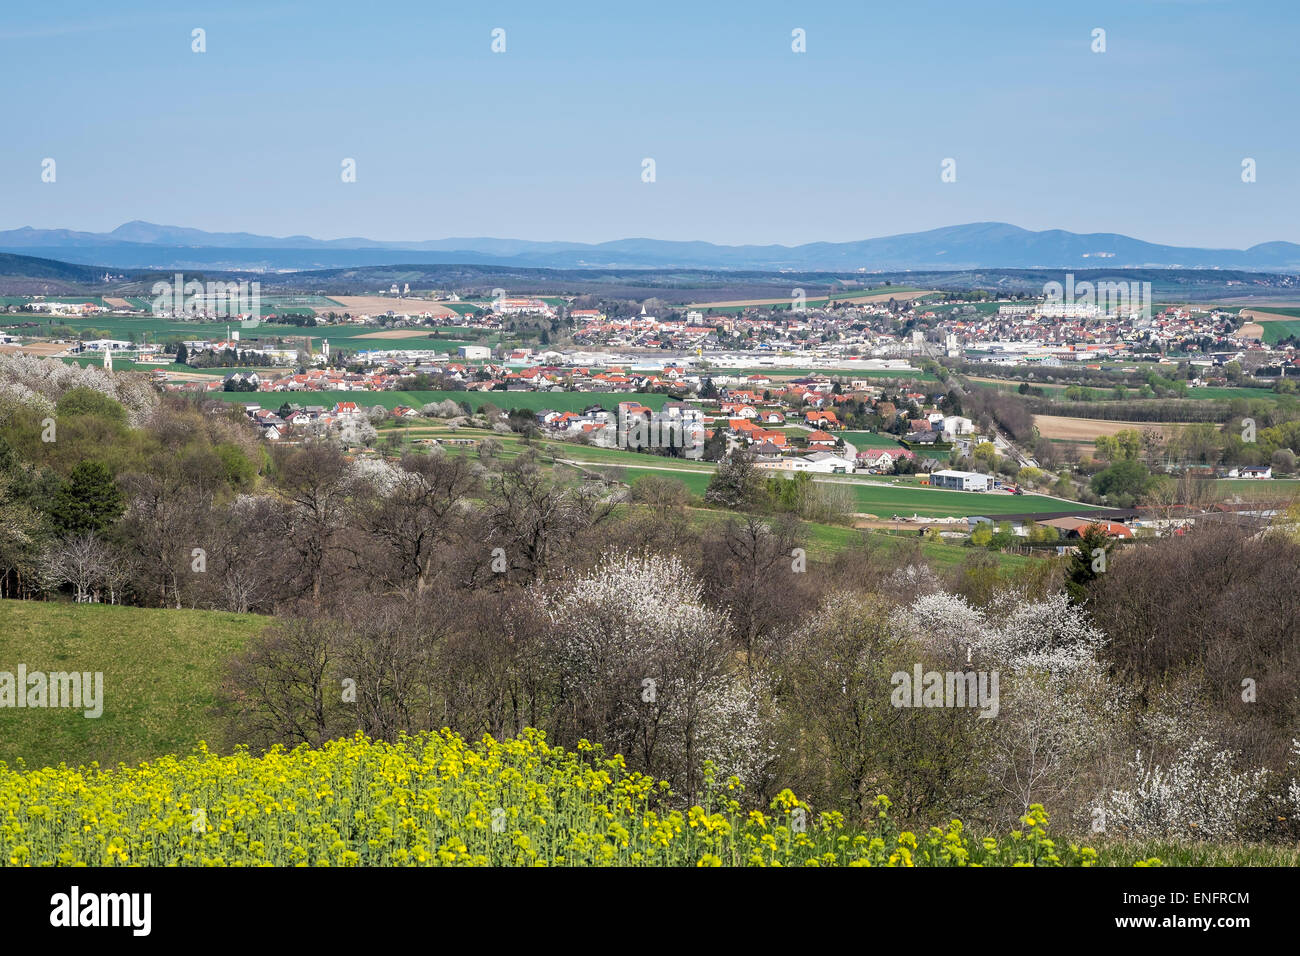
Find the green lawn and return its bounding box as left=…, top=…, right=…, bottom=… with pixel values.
left=840, top=430, right=909, bottom=450
left=0, top=601, right=265, bottom=770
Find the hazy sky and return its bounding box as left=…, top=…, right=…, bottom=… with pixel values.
left=3, top=0, right=1296, bottom=248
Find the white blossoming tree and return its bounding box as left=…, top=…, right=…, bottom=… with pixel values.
left=1097, top=738, right=1270, bottom=841
left=893, top=589, right=1119, bottom=820
left=538, top=552, right=768, bottom=794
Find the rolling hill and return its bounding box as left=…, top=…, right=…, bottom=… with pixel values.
left=5, top=220, right=1300, bottom=272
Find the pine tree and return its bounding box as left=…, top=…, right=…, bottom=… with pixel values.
left=1065, top=524, right=1114, bottom=604
left=49, top=461, right=124, bottom=536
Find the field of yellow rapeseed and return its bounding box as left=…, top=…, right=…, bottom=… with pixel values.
left=0, top=729, right=1152, bottom=866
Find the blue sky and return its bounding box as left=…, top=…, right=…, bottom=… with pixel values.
left=2, top=0, right=1296, bottom=248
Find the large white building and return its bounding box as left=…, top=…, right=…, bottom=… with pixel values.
left=492, top=297, right=554, bottom=317
left=930, top=469, right=990, bottom=492
left=1037, top=303, right=1101, bottom=320
left=755, top=453, right=856, bottom=475
left=941, top=415, right=975, bottom=440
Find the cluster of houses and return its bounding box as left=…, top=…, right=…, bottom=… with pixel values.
left=522, top=373, right=984, bottom=478
left=229, top=400, right=376, bottom=440
left=23, top=300, right=110, bottom=316
left=567, top=298, right=915, bottom=356
left=166, top=352, right=710, bottom=397
left=572, top=308, right=718, bottom=351
left=700, top=378, right=974, bottom=474
left=943, top=305, right=1262, bottom=369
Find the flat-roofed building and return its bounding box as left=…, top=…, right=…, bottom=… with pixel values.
left=931, top=469, right=991, bottom=492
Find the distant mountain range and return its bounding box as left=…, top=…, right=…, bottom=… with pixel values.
left=2, top=221, right=1300, bottom=273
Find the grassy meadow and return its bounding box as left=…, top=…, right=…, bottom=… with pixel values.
left=0, top=602, right=264, bottom=770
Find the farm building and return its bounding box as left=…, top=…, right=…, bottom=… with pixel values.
left=802, top=452, right=856, bottom=474
left=931, top=469, right=991, bottom=492
left=1037, top=517, right=1135, bottom=539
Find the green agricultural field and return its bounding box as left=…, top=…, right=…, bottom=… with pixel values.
left=574, top=454, right=1094, bottom=518
left=1260, top=320, right=1300, bottom=345
left=834, top=481, right=1098, bottom=518
left=916, top=301, right=1016, bottom=318
left=840, top=430, right=909, bottom=450
left=616, top=467, right=712, bottom=496
left=1184, top=385, right=1286, bottom=402
left=63, top=357, right=177, bottom=373
left=0, top=601, right=265, bottom=770
left=210, top=389, right=675, bottom=414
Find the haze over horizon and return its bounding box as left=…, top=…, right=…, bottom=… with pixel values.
left=4, top=218, right=1299, bottom=253
left=3, top=0, right=1298, bottom=249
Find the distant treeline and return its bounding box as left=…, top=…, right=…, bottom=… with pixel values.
left=1025, top=398, right=1238, bottom=424
left=950, top=360, right=1156, bottom=390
